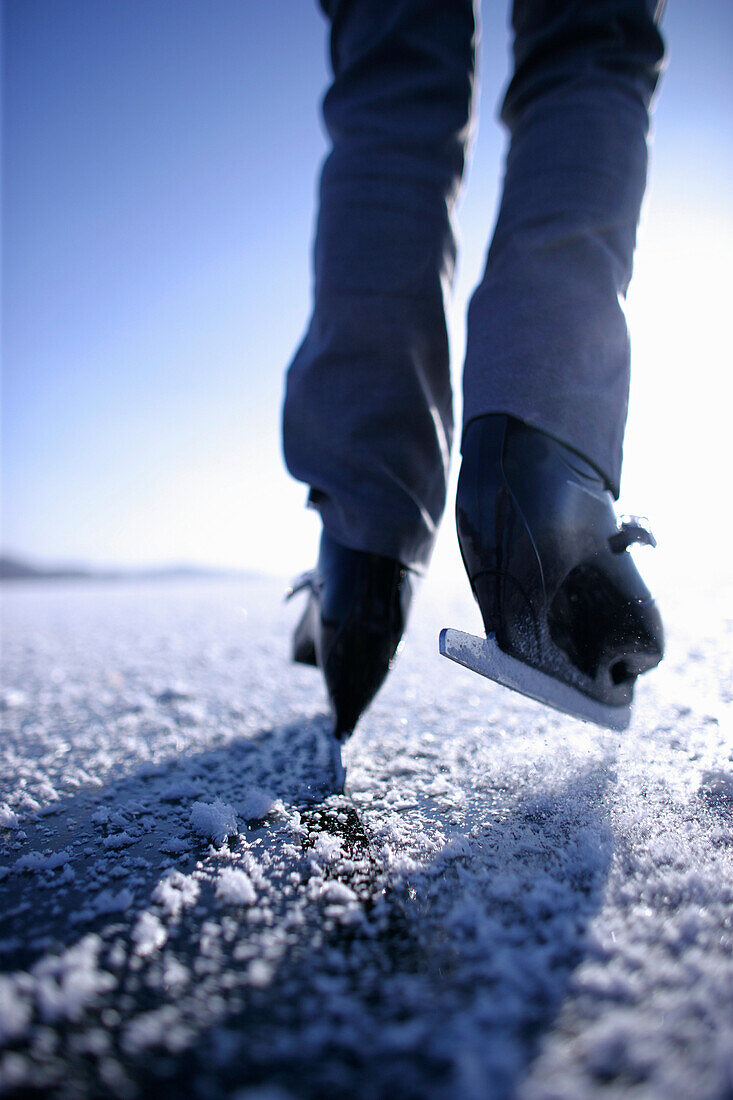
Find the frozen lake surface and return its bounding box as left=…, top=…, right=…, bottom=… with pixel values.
left=1, top=567, right=732, bottom=1099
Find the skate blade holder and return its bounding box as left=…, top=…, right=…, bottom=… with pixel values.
left=439, top=628, right=631, bottom=732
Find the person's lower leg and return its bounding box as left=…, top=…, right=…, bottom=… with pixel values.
left=462, top=0, right=665, bottom=490
left=283, top=0, right=477, bottom=571
left=283, top=0, right=477, bottom=740
left=451, top=0, right=666, bottom=721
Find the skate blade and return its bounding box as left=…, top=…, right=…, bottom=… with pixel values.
left=439, top=628, right=630, bottom=732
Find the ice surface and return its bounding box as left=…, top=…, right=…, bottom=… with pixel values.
left=0, top=571, right=731, bottom=1098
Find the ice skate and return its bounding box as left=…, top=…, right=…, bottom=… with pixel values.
left=288, top=531, right=412, bottom=745
left=441, top=415, right=664, bottom=730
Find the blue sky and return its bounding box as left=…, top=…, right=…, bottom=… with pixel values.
left=3, top=0, right=732, bottom=580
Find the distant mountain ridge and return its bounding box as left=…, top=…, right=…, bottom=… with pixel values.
left=0, top=555, right=252, bottom=582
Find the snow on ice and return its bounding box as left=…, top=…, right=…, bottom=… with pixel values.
left=0, top=570, right=731, bottom=1098
left=240, top=788, right=275, bottom=821
left=0, top=979, right=31, bottom=1046
left=215, top=868, right=257, bottom=907
left=131, top=912, right=167, bottom=957
left=13, top=850, right=71, bottom=873
left=151, top=870, right=200, bottom=917
left=0, top=806, right=19, bottom=831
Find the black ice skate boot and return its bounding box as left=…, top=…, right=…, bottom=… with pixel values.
left=440, top=415, right=664, bottom=730
left=289, top=531, right=413, bottom=744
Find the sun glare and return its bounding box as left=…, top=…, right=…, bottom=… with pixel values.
left=622, top=198, right=731, bottom=581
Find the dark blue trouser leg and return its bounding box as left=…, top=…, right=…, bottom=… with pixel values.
left=463, top=0, right=664, bottom=494
left=283, top=0, right=665, bottom=570
left=283, top=0, right=477, bottom=571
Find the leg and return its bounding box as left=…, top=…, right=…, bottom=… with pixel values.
left=446, top=1, right=666, bottom=726
left=283, top=0, right=477, bottom=572
left=463, top=0, right=665, bottom=493
left=285, top=0, right=477, bottom=749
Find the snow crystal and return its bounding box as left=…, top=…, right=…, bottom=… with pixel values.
left=122, top=1005, right=192, bottom=1055
left=13, top=793, right=41, bottom=815
left=161, top=957, right=189, bottom=989
left=13, top=850, right=71, bottom=873
left=0, top=1051, right=32, bottom=1090
left=33, top=779, right=59, bottom=807
left=159, top=837, right=191, bottom=854
left=174, top=701, right=207, bottom=726
left=313, top=833, right=345, bottom=863
left=91, top=887, right=134, bottom=916
left=216, top=868, right=256, bottom=906
left=101, top=831, right=135, bottom=850
left=190, top=799, right=237, bottom=846
left=0, top=977, right=31, bottom=1044
left=131, top=911, right=167, bottom=957
left=240, top=851, right=266, bottom=888
left=246, top=959, right=273, bottom=988
left=0, top=689, right=26, bottom=710
left=240, top=788, right=275, bottom=821
left=151, top=871, right=200, bottom=917
left=0, top=805, right=19, bottom=830
left=32, top=935, right=116, bottom=1023
left=318, top=880, right=358, bottom=905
